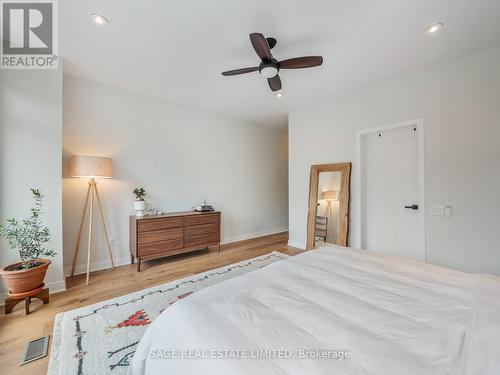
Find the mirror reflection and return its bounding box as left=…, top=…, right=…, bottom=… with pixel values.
left=307, top=162, right=351, bottom=250
left=316, top=172, right=341, bottom=246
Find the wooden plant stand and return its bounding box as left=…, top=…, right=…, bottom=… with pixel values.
left=4, top=285, right=49, bottom=315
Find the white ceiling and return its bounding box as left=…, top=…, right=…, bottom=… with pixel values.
left=62, top=0, right=500, bottom=127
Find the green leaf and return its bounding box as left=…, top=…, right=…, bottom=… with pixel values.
left=0, top=188, right=57, bottom=263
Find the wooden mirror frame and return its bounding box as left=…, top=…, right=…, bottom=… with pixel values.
left=306, top=163, right=352, bottom=250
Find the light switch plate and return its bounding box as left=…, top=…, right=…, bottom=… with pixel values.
left=445, top=205, right=452, bottom=217
left=430, top=205, right=444, bottom=216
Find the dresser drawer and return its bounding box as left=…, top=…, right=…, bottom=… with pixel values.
left=185, top=223, right=219, bottom=237
left=138, top=228, right=184, bottom=245
left=131, top=211, right=221, bottom=272
left=184, top=213, right=220, bottom=226
left=139, top=238, right=184, bottom=256
left=138, top=217, right=183, bottom=232
left=185, top=232, right=220, bottom=247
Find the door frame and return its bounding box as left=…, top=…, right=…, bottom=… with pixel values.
left=355, top=119, right=426, bottom=261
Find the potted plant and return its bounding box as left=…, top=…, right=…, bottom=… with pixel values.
left=133, top=187, right=146, bottom=217
left=0, top=189, right=57, bottom=297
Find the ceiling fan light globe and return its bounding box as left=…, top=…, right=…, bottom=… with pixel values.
left=260, top=66, right=279, bottom=78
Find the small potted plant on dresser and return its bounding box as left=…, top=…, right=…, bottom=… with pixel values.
left=133, top=187, right=146, bottom=217
left=0, top=189, right=57, bottom=313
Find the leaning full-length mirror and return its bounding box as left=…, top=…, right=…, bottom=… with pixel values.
left=306, top=163, right=351, bottom=250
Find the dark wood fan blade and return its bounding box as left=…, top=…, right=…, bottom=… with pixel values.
left=221, top=67, right=259, bottom=76
left=279, top=56, right=323, bottom=69
left=268, top=75, right=282, bottom=92
left=250, top=33, right=273, bottom=61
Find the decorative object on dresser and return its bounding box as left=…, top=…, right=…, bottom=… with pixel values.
left=133, top=187, right=147, bottom=217
left=130, top=211, right=221, bottom=271
left=147, top=208, right=164, bottom=215
left=69, top=155, right=115, bottom=285
left=0, top=189, right=56, bottom=314
left=194, top=199, right=215, bottom=212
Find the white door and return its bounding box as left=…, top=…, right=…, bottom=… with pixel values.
left=360, top=122, right=424, bottom=261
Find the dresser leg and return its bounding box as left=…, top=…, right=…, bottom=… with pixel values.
left=137, top=258, right=141, bottom=272
left=218, top=243, right=221, bottom=254
left=130, top=254, right=134, bottom=264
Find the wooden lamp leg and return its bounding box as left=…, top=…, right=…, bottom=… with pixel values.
left=325, top=201, right=333, bottom=243
left=94, top=184, right=115, bottom=270
left=72, top=179, right=114, bottom=286
left=85, top=182, right=95, bottom=286
left=71, top=183, right=92, bottom=277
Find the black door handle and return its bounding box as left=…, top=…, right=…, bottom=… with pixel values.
left=404, top=204, right=419, bottom=210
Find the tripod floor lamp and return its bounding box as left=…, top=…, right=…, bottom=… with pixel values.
left=69, top=156, right=115, bottom=286
left=320, top=190, right=339, bottom=243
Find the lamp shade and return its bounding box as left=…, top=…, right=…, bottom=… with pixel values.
left=69, top=156, right=112, bottom=178
left=321, top=190, right=339, bottom=201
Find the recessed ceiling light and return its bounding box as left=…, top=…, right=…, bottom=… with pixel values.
left=276, top=92, right=283, bottom=98
left=425, top=23, right=443, bottom=34
left=91, top=14, right=108, bottom=25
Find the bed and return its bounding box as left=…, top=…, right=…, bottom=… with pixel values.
left=129, top=246, right=500, bottom=375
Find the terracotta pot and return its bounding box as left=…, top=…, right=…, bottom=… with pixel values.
left=0, top=259, right=51, bottom=295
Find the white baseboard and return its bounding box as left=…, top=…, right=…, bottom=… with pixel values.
left=65, top=228, right=289, bottom=277
left=0, top=279, right=66, bottom=307
left=287, top=240, right=306, bottom=250
left=221, top=227, right=289, bottom=245
left=64, top=255, right=131, bottom=277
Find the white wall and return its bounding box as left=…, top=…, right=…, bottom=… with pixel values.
left=62, top=75, right=288, bottom=275
left=0, top=69, right=65, bottom=302
left=289, top=45, right=500, bottom=275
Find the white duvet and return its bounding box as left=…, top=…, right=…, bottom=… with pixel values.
left=129, top=247, right=500, bottom=375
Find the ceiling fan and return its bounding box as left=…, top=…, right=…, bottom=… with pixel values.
left=221, top=33, right=323, bottom=92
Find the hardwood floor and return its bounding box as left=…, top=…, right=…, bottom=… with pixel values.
left=0, top=232, right=302, bottom=375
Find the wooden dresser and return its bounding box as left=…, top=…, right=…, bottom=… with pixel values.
left=130, top=211, right=221, bottom=271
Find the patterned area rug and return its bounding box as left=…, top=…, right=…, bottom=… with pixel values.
left=48, top=252, right=289, bottom=375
